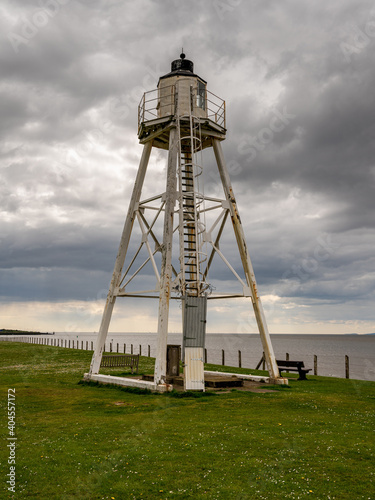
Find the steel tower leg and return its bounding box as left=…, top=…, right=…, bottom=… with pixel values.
left=154, top=127, right=178, bottom=385
left=89, top=141, right=153, bottom=375
left=212, top=139, right=281, bottom=381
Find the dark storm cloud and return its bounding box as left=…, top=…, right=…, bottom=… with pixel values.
left=0, top=0, right=374, bottom=330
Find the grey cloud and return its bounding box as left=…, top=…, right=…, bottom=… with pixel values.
left=0, top=0, right=374, bottom=331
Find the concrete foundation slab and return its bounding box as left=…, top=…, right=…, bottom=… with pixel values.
left=83, top=373, right=172, bottom=392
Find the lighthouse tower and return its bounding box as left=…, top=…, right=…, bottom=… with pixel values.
left=85, top=53, right=284, bottom=391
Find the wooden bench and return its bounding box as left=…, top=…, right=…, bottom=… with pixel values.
left=100, top=354, right=139, bottom=374
left=276, top=359, right=311, bottom=380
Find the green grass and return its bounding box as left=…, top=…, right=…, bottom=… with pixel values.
left=1, top=342, right=374, bottom=499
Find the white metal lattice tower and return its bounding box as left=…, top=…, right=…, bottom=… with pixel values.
left=85, top=53, right=284, bottom=391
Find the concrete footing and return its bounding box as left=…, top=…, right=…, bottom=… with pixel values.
left=204, top=370, right=288, bottom=385
left=83, top=371, right=288, bottom=392
left=83, top=373, right=172, bottom=392
left=269, top=377, right=289, bottom=385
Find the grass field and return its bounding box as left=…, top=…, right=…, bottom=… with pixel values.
left=1, top=342, right=374, bottom=499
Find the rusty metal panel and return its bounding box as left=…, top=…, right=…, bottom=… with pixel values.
left=184, top=347, right=205, bottom=391
left=183, top=296, right=207, bottom=348
left=167, top=344, right=181, bottom=377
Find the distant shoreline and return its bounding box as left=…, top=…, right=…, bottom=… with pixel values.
left=1, top=329, right=374, bottom=336
left=0, top=329, right=55, bottom=335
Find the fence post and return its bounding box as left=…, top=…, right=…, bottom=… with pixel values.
left=345, top=355, right=349, bottom=379
left=204, top=348, right=207, bottom=364
left=284, top=352, right=290, bottom=373
left=110, top=342, right=112, bottom=353
left=238, top=350, right=242, bottom=368
left=314, top=355, right=318, bottom=375
left=139, top=345, right=142, bottom=356
left=117, top=343, right=119, bottom=353
left=131, top=344, right=133, bottom=354
left=91, top=341, right=93, bottom=350
left=222, top=349, right=225, bottom=366
left=148, top=345, right=151, bottom=357
left=124, top=343, right=126, bottom=354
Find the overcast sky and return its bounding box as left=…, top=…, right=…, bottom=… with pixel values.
left=1, top=0, right=374, bottom=335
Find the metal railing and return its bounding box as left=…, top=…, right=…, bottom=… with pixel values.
left=205, top=89, right=226, bottom=129
left=137, top=84, right=175, bottom=128
left=138, top=84, right=226, bottom=132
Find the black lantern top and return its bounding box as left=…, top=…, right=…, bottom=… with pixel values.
left=171, top=52, right=194, bottom=73
left=159, top=52, right=206, bottom=83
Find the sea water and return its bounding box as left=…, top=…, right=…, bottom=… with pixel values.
left=48, top=332, right=375, bottom=382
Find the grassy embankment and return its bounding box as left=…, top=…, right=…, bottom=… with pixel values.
left=1, top=342, right=374, bottom=499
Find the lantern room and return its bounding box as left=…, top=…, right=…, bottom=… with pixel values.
left=157, top=52, right=207, bottom=119
left=138, top=53, right=226, bottom=151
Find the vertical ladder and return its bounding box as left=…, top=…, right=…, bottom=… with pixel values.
left=177, top=103, right=208, bottom=297
left=181, top=149, right=199, bottom=296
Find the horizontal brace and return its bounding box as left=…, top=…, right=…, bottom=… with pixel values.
left=139, top=193, right=165, bottom=205
left=116, top=288, right=160, bottom=296
left=207, top=294, right=247, bottom=299
left=114, top=293, right=183, bottom=300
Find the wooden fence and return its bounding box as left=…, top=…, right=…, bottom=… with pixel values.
left=0, top=336, right=355, bottom=379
